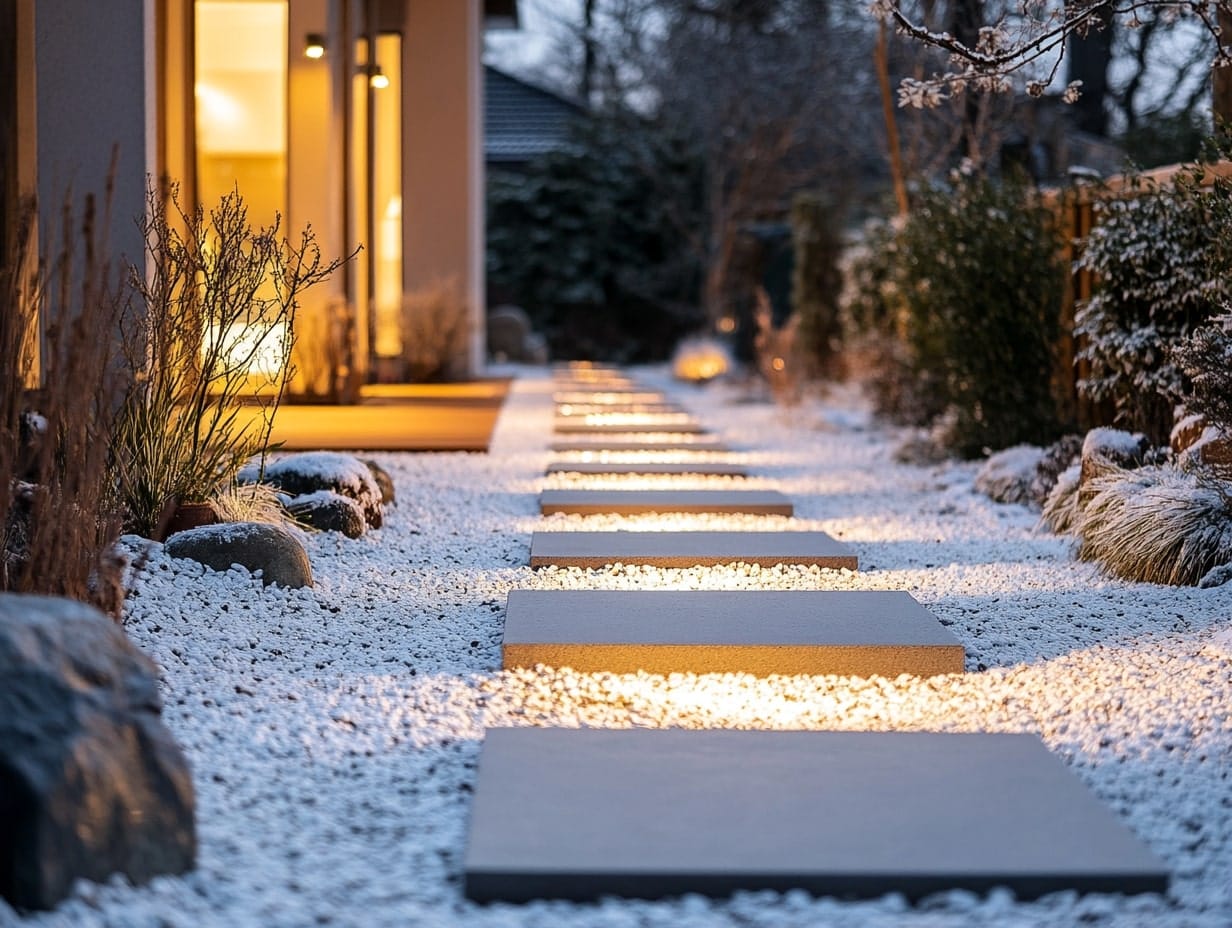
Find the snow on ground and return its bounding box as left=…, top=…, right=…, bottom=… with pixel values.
left=7, top=368, right=1232, bottom=928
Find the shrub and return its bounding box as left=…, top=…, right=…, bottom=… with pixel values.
left=0, top=192, right=132, bottom=616
left=1074, top=173, right=1229, bottom=444
left=487, top=114, right=705, bottom=362
left=1172, top=311, right=1232, bottom=436
left=790, top=193, right=843, bottom=379
left=894, top=172, right=1065, bottom=457
left=1076, top=465, right=1232, bottom=585
left=115, top=182, right=342, bottom=538
left=401, top=278, right=472, bottom=382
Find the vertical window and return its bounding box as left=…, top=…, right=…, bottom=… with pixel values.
left=351, top=33, right=403, bottom=362
left=194, top=0, right=287, bottom=228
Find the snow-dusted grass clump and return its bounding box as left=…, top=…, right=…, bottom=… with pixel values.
left=1040, top=463, right=1081, bottom=534
left=1077, top=465, right=1232, bottom=585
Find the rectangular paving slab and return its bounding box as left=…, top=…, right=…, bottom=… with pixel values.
left=554, top=418, right=707, bottom=435
left=464, top=728, right=1169, bottom=903
left=528, top=530, right=854, bottom=569
left=556, top=403, right=685, bottom=416
left=544, top=461, right=750, bottom=478
left=553, top=391, right=668, bottom=405
left=539, top=488, right=790, bottom=516
left=549, top=438, right=730, bottom=453
left=501, top=590, right=955, bottom=675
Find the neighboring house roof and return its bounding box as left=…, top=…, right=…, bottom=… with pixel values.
left=484, top=66, right=585, bottom=164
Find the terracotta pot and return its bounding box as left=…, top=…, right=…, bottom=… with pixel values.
left=163, top=500, right=220, bottom=539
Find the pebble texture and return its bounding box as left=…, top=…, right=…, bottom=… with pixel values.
left=8, top=369, right=1231, bottom=928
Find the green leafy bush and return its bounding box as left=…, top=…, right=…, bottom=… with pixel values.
left=892, top=173, right=1065, bottom=456
left=486, top=114, right=704, bottom=362
left=1075, top=173, right=1229, bottom=444
left=790, top=193, right=843, bottom=379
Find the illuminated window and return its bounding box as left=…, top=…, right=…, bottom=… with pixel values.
left=194, top=0, right=287, bottom=230
left=351, top=33, right=403, bottom=361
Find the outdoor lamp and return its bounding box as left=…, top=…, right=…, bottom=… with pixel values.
left=368, top=65, right=390, bottom=89
left=304, top=33, right=326, bottom=59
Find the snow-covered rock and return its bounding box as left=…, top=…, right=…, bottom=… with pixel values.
left=163, top=522, right=313, bottom=588
left=285, top=491, right=366, bottom=539
left=261, top=452, right=383, bottom=528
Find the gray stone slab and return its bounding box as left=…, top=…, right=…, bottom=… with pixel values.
left=549, top=437, right=730, bottom=454
left=556, top=403, right=685, bottom=416
left=540, top=489, right=790, bottom=516
left=553, top=391, right=668, bottom=405
left=529, top=530, right=853, bottom=569
left=463, top=728, right=1169, bottom=903
left=501, top=590, right=953, bottom=675
left=545, top=461, right=750, bottom=478
left=554, top=418, right=707, bottom=435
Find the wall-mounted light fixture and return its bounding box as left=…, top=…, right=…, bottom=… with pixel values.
left=304, top=33, right=326, bottom=59
left=368, top=65, right=390, bottom=89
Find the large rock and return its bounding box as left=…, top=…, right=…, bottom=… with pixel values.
left=0, top=594, right=196, bottom=910
left=286, top=491, right=366, bottom=539
left=261, top=453, right=383, bottom=529
left=363, top=459, right=396, bottom=506
left=164, top=522, right=313, bottom=588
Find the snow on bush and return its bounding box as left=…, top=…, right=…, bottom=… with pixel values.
left=1075, top=177, right=1229, bottom=445
left=1076, top=465, right=1232, bottom=585
left=975, top=444, right=1045, bottom=505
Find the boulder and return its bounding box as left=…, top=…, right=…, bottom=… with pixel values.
left=164, top=522, right=313, bottom=588
left=286, top=491, right=366, bottom=539
left=487, top=305, right=547, bottom=363
left=261, top=452, right=383, bottom=529
left=0, top=593, right=195, bottom=910
left=363, top=459, right=396, bottom=506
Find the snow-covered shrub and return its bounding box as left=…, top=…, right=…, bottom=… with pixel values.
left=1040, top=463, right=1081, bottom=534
left=975, top=445, right=1045, bottom=505
left=1076, top=465, right=1232, bottom=585
left=976, top=435, right=1082, bottom=508
left=891, top=172, right=1064, bottom=457
left=1172, top=311, right=1232, bottom=437
left=1075, top=175, right=1229, bottom=445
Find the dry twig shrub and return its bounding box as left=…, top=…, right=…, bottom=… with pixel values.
left=752, top=288, right=803, bottom=406
left=0, top=191, right=132, bottom=616
left=115, top=181, right=343, bottom=538
left=401, top=279, right=472, bottom=382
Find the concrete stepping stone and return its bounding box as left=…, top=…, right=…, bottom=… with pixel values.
left=549, top=437, right=730, bottom=454
left=554, top=417, right=707, bottom=435
left=528, top=530, right=854, bottom=569
left=553, top=391, right=668, bottom=406
left=556, top=403, right=685, bottom=417
left=501, top=590, right=954, bottom=675
left=540, top=488, right=790, bottom=516
left=545, top=461, right=749, bottom=478
left=463, top=728, right=1169, bottom=903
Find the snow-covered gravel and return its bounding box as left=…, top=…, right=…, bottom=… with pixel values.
left=8, top=368, right=1232, bottom=928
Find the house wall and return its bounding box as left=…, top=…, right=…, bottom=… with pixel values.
left=401, top=0, right=485, bottom=374
left=34, top=0, right=157, bottom=269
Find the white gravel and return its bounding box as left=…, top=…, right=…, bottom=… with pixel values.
left=7, top=367, right=1232, bottom=928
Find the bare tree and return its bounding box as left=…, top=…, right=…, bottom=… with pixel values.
left=879, top=0, right=1232, bottom=122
